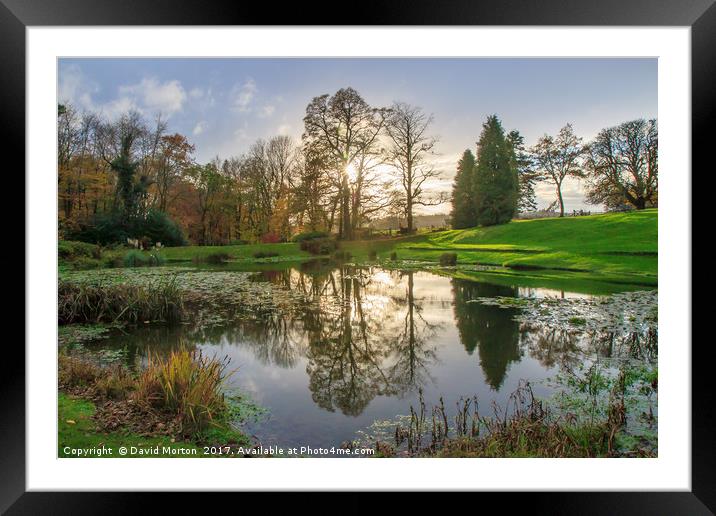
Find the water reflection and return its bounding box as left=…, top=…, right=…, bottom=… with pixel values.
left=451, top=280, right=522, bottom=390
left=82, top=265, right=656, bottom=446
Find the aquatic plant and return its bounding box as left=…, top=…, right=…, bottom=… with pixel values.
left=134, top=349, right=234, bottom=436
left=58, top=279, right=183, bottom=324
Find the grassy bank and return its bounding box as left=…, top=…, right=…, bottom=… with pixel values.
left=58, top=350, right=253, bottom=457
left=60, top=210, right=657, bottom=291
left=59, top=393, right=203, bottom=457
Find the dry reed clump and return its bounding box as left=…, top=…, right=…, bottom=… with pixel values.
left=58, top=279, right=184, bottom=325
left=59, top=349, right=235, bottom=437
left=134, top=349, right=234, bottom=436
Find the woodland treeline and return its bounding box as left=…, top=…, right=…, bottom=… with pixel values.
left=450, top=117, right=658, bottom=229
left=58, top=86, right=658, bottom=246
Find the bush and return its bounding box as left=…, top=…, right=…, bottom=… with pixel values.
left=368, top=249, right=378, bottom=260
left=64, top=210, right=186, bottom=247
left=70, top=257, right=103, bottom=270
left=439, top=252, right=458, bottom=266
left=300, top=237, right=337, bottom=255
left=123, top=250, right=166, bottom=267
left=229, top=239, right=248, bottom=246
left=390, top=251, right=398, bottom=261
left=292, top=230, right=329, bottom=243
left=253, top=250, right=279, bottom=259
left=136, top=210, right=186, bottom=247
left=58, top=240, right=102, bottom=260
left=260, top=232, right=282, bottom=244
left=203, top=252, right=231, bottom=264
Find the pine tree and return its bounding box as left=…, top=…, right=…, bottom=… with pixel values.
left=450, top=149, right=477, bottom=229
left=473, top=115, right=518, bottom=226
left=506, top=130, right=539, bottom=213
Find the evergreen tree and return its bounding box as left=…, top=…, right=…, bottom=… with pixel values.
left=506, top=130, right=539, bottom=213
left=449, top=149, right=477, bottom=228
left=473, top=115, right=518, bottom=226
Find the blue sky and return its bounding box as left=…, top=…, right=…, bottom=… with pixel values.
left=58, top=58, right=657, bottom=212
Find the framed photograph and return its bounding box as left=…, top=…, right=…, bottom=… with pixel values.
left=6, top=0, right=713, bottom=509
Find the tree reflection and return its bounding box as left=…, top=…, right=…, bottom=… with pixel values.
left=451, top=279, right=521, bottom=390
left=518, top=323, right=581, bottom=369
left=305, top=267, right=396, bottom=416
left=387, top=271, right=440, bottom=395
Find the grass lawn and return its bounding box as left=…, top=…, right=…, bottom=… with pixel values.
left=58, top=393, right=204, bottom=457
left=381, top=210, right=657, bottom=287
left=61, top=210, right=657, bottom=290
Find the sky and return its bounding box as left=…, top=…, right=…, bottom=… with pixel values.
left=58, top=58, right=657, bottom=214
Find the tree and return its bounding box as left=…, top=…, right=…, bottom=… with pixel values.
left=506, top=130, right=539, bottom=213
left=473, top=115, right=519, bottom=226
left=584, top=118, right=658, bottom=210
left=450, top=149, right=477, bottom=229
left=186, top=161, right=229, bottom=245
left=385, top=102, right=446, bottom=233
left=531, top=124, right=584, bottom=217
left=302, top=87, right=388, bottom=240
left=153, top=133, right=195, bottom=213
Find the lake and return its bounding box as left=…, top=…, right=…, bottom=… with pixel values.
left=75, top=263, right=657, bottom=450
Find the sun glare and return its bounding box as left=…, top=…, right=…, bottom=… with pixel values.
left=345, top=162, right=358, bottom=181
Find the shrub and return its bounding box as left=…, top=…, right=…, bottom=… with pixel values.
left=253, top=250, right=279, bottom=259
left=203, top=252, right=231, bottom=264
left=368, top=249, right=378, bottom=260
left=229, top=239, right=248, bottom=246
left=439, top=252, right=458, bottom=266
left=64, top=210, right=186, bottom=247
left=123, top=250, right=166, bottom=267
left=123, top=250, right=148, bottom=267
left=300, top=237, right=337, bottom=255
left=260, top=232, right=282, bottom=244
left=292, top=230, right=329, bottom=243
left=390, top=251, right=398, bottom=261
left=58, top=240, right=102, bottom=260
left=134, top=349, right=233, bottom=435
left=58, top=280, right=184, bottom=325
left=135, top=210, right=186, bottom=247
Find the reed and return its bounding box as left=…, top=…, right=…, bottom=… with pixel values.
left=134, top=349, right=234, bottom=436
left=58, top=279, right=184, bottom=325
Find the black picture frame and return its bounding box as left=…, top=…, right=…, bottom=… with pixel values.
left=3, top=0, right=712, bottom=511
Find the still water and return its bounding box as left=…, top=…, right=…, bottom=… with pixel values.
left=86, top=264, right=654, bottom=449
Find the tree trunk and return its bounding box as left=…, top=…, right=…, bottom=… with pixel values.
left=407, top=197, right=414, bottom=233
left=341, top=176, right=352, bottom=240
left=557, top=183, right=565, bottom=217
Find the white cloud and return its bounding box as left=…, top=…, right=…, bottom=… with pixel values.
left=277, top=124, right=292, bottom=136
left=231, top=78, right=257, bottom=112
left=58, top=64, right=99, bottom=112
left=258, top=104, right=276, bottom=118
left=189, top=87, right=204, bottom=99
left=118, top=77, right=187, bottom=115
left=193, top=121, right=208, bottom=136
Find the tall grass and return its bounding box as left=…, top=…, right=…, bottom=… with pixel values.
left=135, top=349, right=234, bottom=435
left=58, top=280, right=184, bottom=324
left=59, top=349, right=237, bottom=437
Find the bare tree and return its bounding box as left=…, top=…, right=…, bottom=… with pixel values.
left=584, top=118, right=657, bottom=210
left=531, top=124, right=584, bottom=217
left=385, top=102, right=446, bottom=232
left=303, top=87, right=388, bottom=239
